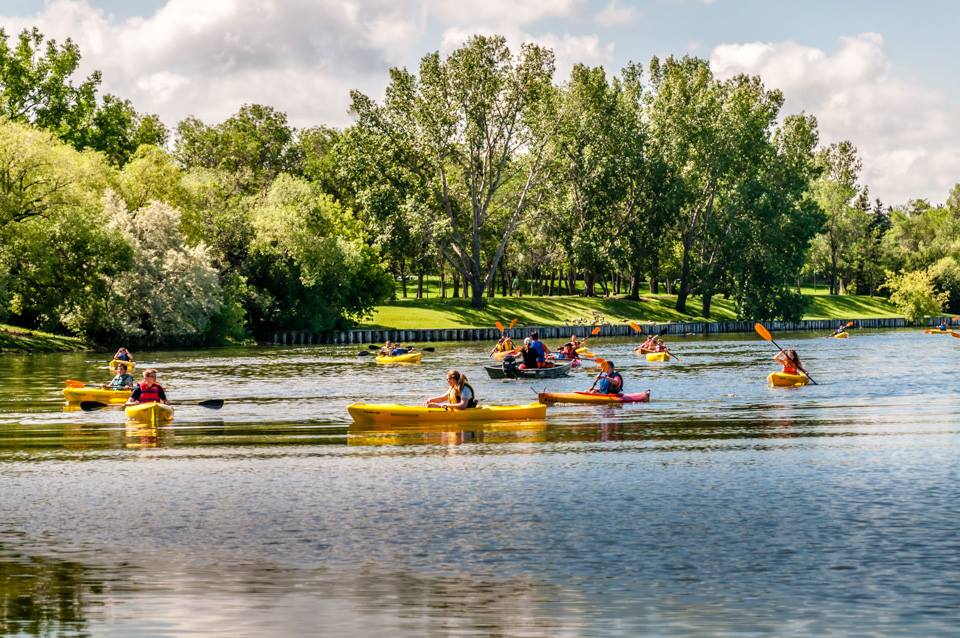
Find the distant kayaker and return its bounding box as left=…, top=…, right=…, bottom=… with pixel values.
left=654, top=338, right=667, bottom=353
left=102, top=363, right=135, bottom=390
left=569, top=334, right=582, bottom=349
left=589, top=360, right=624, bottom=395
left=426, top=370, right=477, bottom=409
left=114, top=347, right=134, bottom=362
left=833, top=323, right=847, bottom=336
left=774, top=350, right=808, bottom=377
left=937, top=319, right=949, bottom=331
left=635, top=336, right=656, bottom=353
left=528, top=331, right=550, bottom=365
left=556, top=342, right=578, bottom=360
left=126, top=369, right=170, bottom=406
left=491, top=334, right=515, bottom=356
left=380, top=340, right=413, bottom=357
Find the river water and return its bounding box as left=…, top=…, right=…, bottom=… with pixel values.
left=1, top=329, right=958, bottom=636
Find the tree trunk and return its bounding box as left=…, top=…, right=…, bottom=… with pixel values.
left=400, top=259, right=407, bottom=298
left=501, top=266, right=508, bottom=297
left=439, top=262, right=446, bottom=299
left=702, top=288, right=713, bottom=319
left=548, top=270, right=555, bottom=296
left=470, top=274, right=485, bottom=308
left=453, top=272, right=460, bottom=298
left=416, top=271, right=424, bottom=299
left=675, top=236, right=694, bottom=313
left=628, top=271, right=641, bottom=301
left=584, top=270, right=595, bottom=297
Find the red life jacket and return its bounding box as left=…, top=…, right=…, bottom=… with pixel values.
left=137, top=381, right=164, bottom=403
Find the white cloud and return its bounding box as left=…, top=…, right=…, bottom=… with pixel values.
left=595, top=1, right=635, bottom=27
left=711, top=33, right=960, bottom=205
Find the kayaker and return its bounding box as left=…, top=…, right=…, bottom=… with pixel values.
left=102, top=363, right=135, bottom=390
left=654, top=338, right=667, bottom=353
left=774, top=350, right=808, bottom=377
left=528, top=331, right=550, bottom=366
left=832, top=323, right=847, bottom=336
left=589, top=360, right=624, bottom=395
left=113, top=347, right=134, bottom=362
left=491, top=334, right=515, bottom=355
left=557, top=342, right=578, bottom=361
left=635, top=336, right=656, bottom=353
left=937, top=319, right=949, bottom=331
left=519, top=337, right=540, bottom=369
left=569, top=334, right=582, bottom=350
left=426, top=370, right=477, bottom=409
left=380, top=340, right=413, bottom=357
left=126, top=369, right=170, bottom=405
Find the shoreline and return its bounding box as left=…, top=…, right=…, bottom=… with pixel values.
left=0, top=324, right=89, bottom=354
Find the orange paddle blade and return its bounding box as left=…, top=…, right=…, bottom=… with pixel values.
left=844, top=321, right=855, bottom=328
left=950, top=331, right=960, bottom=339
left=593, top=357, right=606, bottom=367
left=629, top=321, right=643, bottom=334
left=495, top=321, right=504, bottom=333
left=591, top=326, right=601, bottom=335
left=64, top=379, right=87, bottom=388
left=754, top=322, right=773, bottom=341
left=509, top=318, right=518, bottom=329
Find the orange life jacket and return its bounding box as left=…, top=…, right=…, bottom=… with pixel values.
left=137, top=381, right=164, bottom=403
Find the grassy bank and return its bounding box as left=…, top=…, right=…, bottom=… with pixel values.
left=0, top=324, right=89, bottom=353
left=361, top=291, right=899, bottom=330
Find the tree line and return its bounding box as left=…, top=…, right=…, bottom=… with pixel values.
left=1, top=29, right=957, bottom=346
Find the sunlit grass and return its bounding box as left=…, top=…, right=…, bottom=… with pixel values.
left=0, top=324, right=89, bottom=353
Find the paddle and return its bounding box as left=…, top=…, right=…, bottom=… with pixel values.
left=495, top=321, right=505, bottom=333
left=509, top=318, right=518, bottom=329
left=588, top=357, right=607, bottom=391
left=591, top=326, right=601, bottom=335
left=65, top=379, right=91, bottom=388
left=754, top=323, right=818, bottom=385
left=629, top=321, right=643, bottom=334
left=80, top=399, right=224, bottom=412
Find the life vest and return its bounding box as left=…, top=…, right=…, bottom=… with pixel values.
left=496, top=339, right=513, bottom=352
left=448, top=382, right=478, bottom=408
left=137, top=381, right=164, bottom=403
left=607, top=371, right=624, bottom=393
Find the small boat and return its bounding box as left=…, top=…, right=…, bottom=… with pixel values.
left=125, top=401, right=174, bottom=423
left=645, top=352, right=670, bottom=362
left=484, top=360, right=572, bottom=379
left=767, top=372, right=809, bottom=387
left=832, top=332, right=849, bottom=338
left=375, top=352, right=423, bottom=364
left=347, top=402, right=547, bottom=425
left=63, top=387, right=131, bottom=404
left=108, top=359, right=136, bottom=371
left=538, top=390, right=651, bottom=405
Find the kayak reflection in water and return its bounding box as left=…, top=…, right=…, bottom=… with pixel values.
left=426, top=370, right=478, bottom=409
left=589, top=360, right=624, bottom=395
left=102, top=362, right=135, bottom=390
left=126, top=369, right=171, bottom=406
left=774, top=350, right=809, bottom=376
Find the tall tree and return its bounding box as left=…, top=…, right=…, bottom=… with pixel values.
left=348, top=35, right=557, bottom=308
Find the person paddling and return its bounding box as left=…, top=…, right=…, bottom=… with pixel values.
left=569, top=334, right=582, bottom=350
left=426, top=370, right=477, bottom=410
left=635, top=336, right=656, bottom=353
left=491, top=334, right=515, bottom=356
left=774, top=350, right=809, bottom=377
left=832, top=323, right=847, bottom=336
left=102, top=363, right=135, bottom=390
left=380, top=340, right=414, bottom=357
left=126, top=369, right=170, bottom=406
left=589, top=360, right=624, bottom=395
left=113, top=347, right=134, bottom=362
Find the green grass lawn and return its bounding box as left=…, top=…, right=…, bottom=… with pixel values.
left=361, top=292, right=899, bottom=330
left=0, top=324, right=89, bottom=353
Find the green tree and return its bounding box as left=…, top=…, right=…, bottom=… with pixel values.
left=882, top=268, right=947, bottom=324
left=348, top=35, right=557, bottom=308
left=86, top=94, right=168, bottom=166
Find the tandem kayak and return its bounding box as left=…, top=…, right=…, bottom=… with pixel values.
left=832, top=332, right=849, bottom=339
left=768, top=372, right=809, bottom=387
left=537, top=390, right=651, bottom=405
left=484, top=361, right=572, bottom=380
left=125, top=401, right=174, bottom=423
left=375, top=352, right=422, bottom=364
left=347, top=402, right=547, bottom=425
left=63, top=387, right=131, bottom=404
left=645, top=352, right=670, bottom=362
left=109, top=359, right=136, bottom=371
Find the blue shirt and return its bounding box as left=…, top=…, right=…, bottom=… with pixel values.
left=530, top=340, right=545, bottom=363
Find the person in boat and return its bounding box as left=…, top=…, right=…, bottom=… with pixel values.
left=654, top=338, right=667, bottom=353
left=380, top=340, right=413, bottom=357
left=528, top=331, right=550, bottom=367
left=426, top=370, right=477, bottom=410
left=113, top=347, right=134, bottom=362
left=491, top=334, right=515, bottom=355
left=126, top=369, right=170, bottom=405
left=937, top=319, right=949, bottom=331
left=635, top=336, right=656, bottom=353
left=569, top=334, right=582, bottom=350
left=774, top=350, right=808, bottom=377
left=519, top=337, right=540, bottom=369
left=102, top=363, right=135, bottom=390
left=833, top=323, right=848, bottom=336
left=589, top=360, right=624, bottom=395
left=556, top=342, right=579, bottom=361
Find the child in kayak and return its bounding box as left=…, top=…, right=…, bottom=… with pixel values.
left=126, top=369, right=170, bottom=405
left=380, top=340, right=414, bottom=356
left=113, top=347, right=134, bottom=362
left=426, top=370, right=477, bottom=409
left=589, top=361, right=624, bottom=395
left=102, top=363, right=135, bottom=390
left=774, top=350, right=808, bottom=376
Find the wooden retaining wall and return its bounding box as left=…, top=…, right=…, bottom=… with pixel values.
left=264, top=316, right=953, bottom=345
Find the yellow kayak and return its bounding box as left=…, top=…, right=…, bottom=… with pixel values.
left=645, top=352, right=670, bottom=362
left=375, top=352, right=423, bottom=364
left=924, top=328, right=952, bottom=334
left=832, top=332, right=849, bottom=339
left=63, top=387, right=131, bottom=404
left=125, top=401, right=174, bottom=423
left=347, top=402, right=546, bottom=425
left=768, top=372, right=809, bottom=387
left=109, top=359, right=136, bottom=371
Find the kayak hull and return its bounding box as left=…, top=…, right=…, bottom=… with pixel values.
left=538, top=390, right=651, bottom=405
left=375, top=352, right=422, bottom=364
left=635, top=347, right=655, bottom=355
left=347, top=402, right=547, bottom=425
left=109, top=359, right=136, bottom=371
left=833, top=332, right=849, bottom=339
left=924, top=329, right=952, bottom=334
left=484, top=362, right=571, bottom=380
left=63, top=387, right=131, bottom=404
left=125, top=401, right=174, bottom=423
left=768, top=372, right=809, bottom=387
left=645, top=352, right=670, bottom=362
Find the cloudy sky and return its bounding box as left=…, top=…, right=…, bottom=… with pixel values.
left=2, top=0, right=958, bottom=205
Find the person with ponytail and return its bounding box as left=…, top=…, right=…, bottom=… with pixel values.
left=426, top=370, right=478, bottom=409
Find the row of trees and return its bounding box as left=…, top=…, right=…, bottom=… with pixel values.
left=1, top=28, right=957, bottom=345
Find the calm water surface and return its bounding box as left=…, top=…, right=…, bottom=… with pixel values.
left=1, top=329, right=959, bottom=636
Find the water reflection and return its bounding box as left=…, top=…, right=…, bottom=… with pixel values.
left=348, top=420, right=548, bottom=447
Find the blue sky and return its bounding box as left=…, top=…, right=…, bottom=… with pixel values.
left=2, top=0, right=958, bottom=203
